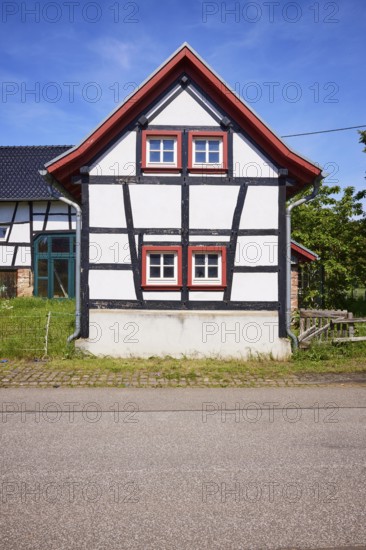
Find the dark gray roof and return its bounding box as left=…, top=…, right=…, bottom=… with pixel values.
left=0, top=146, right=73, bottom=200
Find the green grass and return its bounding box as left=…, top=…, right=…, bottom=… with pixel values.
left=0, top=297, right=366, bottom=381
left=0, top=297, right=75, bottom=358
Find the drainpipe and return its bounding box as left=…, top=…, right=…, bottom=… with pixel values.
left=39, top=169, right=82, bottom=343
left=286, top=177, right=322, bottom=350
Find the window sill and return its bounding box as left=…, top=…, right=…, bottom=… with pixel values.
left=188, top=167, right=228, bottom=174
left=142, top=285, right=182, bottom=291
left=188, top=285, right=226, bottom=291
left=142, top=166, right=182, bottom=173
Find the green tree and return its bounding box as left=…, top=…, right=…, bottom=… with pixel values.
left=291, top=183, right=366, bottom=308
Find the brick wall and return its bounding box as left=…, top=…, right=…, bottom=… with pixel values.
left=17, top=269, right=33, bottom=297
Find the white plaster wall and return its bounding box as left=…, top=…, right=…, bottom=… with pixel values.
left=0, top=203, right=16, bottom=223
left=89, top=185, right=126, bottom=228
left=0, top=246, right=15, bottom=266
left=150, top=89, right=219, bottom=126
left=32, top=201, right=48, bottom=214
left=189, top=235, right=229, bottom=242
left=89, top=131, right=136, bottom=176
left=15, top=246, right=31, bottom=266
left=89, top=270, right=136, bottom=300
left=77, top=310, right=291, bottom=360
left=231, top=272, right=278, bottom=301
left=89, top=234, right=131, bottom=264
left=233, top=133, right=278, bottom=178
left=190, top=186, right=238, bottom=229
left=14, top=203, right=29, bottom=223
left=130, top=185, right=181, bottom=228
left=8, top=223, right=30, bottom=243
left=235, top=236, right=278, bottom=266
left=32, top=216, right=45, bottom=232
left=44, top=217, right=70, bottom=231
left=143, top=234, right=182, bottom=242
left=189, top=292, right=224, bottom=301
left=49, top=202, right=68, bottom=214
left=142, top=292, right=181, bottom=301
left=239, top=186, right=278, bottom=230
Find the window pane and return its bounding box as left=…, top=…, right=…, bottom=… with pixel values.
left=163, top=151, right=174, bottom=163
left=163, top=139, right=174, bottom=150
left=150, top=151, right=160, bottom=162
left=163, top=254, right=174, bottom=265
left=208, top=152, right=219, bottom=163
left=163, top=267, right=174, bottom=278
left=149, top=140, right=160, bottom=150
left=150, top=266, right=160, bottom=278
left=0, top=227, right=9, bottom=239
left=208, top=254, right=218, bottom=265
left=208, top=267, right=218, bottom=278
left=195, top=266, right=205, bottom=278
left=195, top=152, right=206, bottom=163
left=194, top=254, right=205, bottom=265
left=149, top=254, right=161, bottom=265
left=53, top=259, right=69, bottom=298
left=38, top=259, right=48, bottom=277
left=37, top=279, right=48, bottom=297
left=52, top=237, right=69, bottom=254
left=209, top=140, right=220, bottom=151
left=37, top=236, right=48, bottom=253
left=195, top=140, right=206, bottom=151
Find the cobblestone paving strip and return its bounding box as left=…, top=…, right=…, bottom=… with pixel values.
left=0, top=362, right=365, bottom=388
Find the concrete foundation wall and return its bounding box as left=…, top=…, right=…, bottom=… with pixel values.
left=77, top=310, right=291, bottom=359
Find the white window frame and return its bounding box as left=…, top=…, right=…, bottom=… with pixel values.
left=192, top=137, right=223, bottom=168
left=0, top=226, right=10, bottom=242
left=146, top=137, right=178, bottom=168
left=146, top=251, right=179, bottom=286
left=191, top=251, right=222, bottom=286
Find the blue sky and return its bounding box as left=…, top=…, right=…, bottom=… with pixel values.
left=1, top=0, right=365, bottom=197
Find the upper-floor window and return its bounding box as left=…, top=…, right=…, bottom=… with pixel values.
left=188, top=131, right=228, bottom=173
left=142, top=130, right=182, bottom=172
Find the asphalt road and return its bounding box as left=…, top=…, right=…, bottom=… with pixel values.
left=0, top=387, right=365, bottom=550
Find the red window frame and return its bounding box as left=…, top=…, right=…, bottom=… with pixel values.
left=141, top=245, right=182, bottom=290
left=142, top=130, right=182, bottom=173
left=188, top=246, right=227, bottom=290
left=188, top=131, right=228, bottom=173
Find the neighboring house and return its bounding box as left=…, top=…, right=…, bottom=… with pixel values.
left=3, top=44, right=323, bottom=358
left=0, top=146, right=76, bottom=298
left=291, top=240, right=319, bottom=311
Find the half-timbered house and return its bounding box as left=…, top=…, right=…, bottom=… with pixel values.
left=13, top=44, right=322, bottom=358
left=0, top=146, right=76, bottom=298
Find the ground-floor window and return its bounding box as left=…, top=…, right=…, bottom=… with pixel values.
left=34, top=233, right=75, bottom=298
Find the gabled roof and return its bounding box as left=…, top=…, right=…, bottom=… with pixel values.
left=45, top=43, right=322, bottom=200
left=0, top=146, right=73, bottom=201
left=291, top=240, right=319, bottom=262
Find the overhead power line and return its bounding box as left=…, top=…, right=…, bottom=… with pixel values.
left=281, top=125, right=366, bottom=138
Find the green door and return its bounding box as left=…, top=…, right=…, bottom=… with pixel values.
left=34, top=234, right=75, bottom=298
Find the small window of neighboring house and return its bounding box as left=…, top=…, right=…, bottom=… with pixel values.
left=142, top=131, right=182, bottom=172
left=142, top=246, right=182, bottom=289
left=0, top=226, right=10, bottom=241
left=188, top=246, right=227, bottom=289
left=188, top=132, right=228, bottom=173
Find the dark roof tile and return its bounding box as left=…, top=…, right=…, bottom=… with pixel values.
left=0, top=146, right=73, bottom=200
